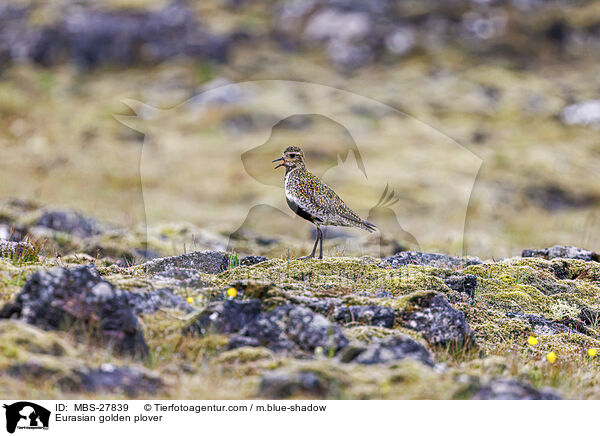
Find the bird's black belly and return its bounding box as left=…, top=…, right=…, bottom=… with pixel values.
left=286, top=197, right=320, bottom=224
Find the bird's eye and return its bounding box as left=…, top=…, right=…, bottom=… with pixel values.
left=288, top=153, right=297, bottom=158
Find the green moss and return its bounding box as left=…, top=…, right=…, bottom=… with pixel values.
left=461, top=258, right=600, bottom=353
left=0, top=321, right=76, bottom=363
left=227, top=280, right=290, bottom=309
left=0, top=320, right=81, bottom=385
left=213, top=346, right=274, bottom=365
left=217, top=258, right=452, bottom=296
left=260, top=358, right=474, bottom=399
left=343, top=325, right=427, bottom=346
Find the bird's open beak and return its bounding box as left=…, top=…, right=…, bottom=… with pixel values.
left=272, top=157, right=285, bottom=169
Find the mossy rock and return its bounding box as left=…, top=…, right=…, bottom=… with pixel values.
left=0, top=320, right=77, bottom=362
left=258, top=358, right=473, bottom=399
left=213, top=346, right=274, bottom=365
left=218, top=258, right=453, bottom=296
left=0, top=320, right=80, bottom=384
left=225, top=280, right=291, bottom=309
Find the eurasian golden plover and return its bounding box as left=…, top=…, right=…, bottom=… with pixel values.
left=273, top=146, right=376, bottom=259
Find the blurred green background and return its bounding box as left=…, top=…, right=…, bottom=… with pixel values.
left=1, top=0, right=599, bottom=259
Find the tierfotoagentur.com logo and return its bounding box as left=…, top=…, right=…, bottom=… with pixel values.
left=2, top=402, right=50, bottom=434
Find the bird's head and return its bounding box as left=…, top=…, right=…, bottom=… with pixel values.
left=272, top=146, right=306, bottom=170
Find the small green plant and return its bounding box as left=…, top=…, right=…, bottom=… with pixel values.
left=513, top=267, right=532, bottom=284
left=486, top=265, right=499, bottom=280
left=227, top=251, right=239, bottom=270
left=435, top=337, right=480, bottom=364
left=328, top=326, right=336, bottom=358
left=0, top=234, right=43, bottom=265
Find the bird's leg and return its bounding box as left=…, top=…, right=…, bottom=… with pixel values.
left=299, top=226, right=319, bottom=260
left=318, top=226, right=323, bottom=259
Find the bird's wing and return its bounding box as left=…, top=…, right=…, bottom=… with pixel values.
left=299, top=172, right=363, bottom=223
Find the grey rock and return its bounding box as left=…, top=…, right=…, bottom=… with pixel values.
left=549, top=260, right=573, bottom=280
left=277, top=305, right=349, bottom=353
left=0, top=264, right=148, bottom=358
left=221, top=113, right=257, bottom=134
left=334, top=305, right=395, bottom=328
left=191, top=78, right=250, bottom=107
left=186, top=299, right=263, bottom=336
left=522, top=245, right=599, bottom=262
left=0, top=222, right=28, bottom=243
left=150, top=267, right=214, bottom=288
left=235, top=305, right=349, bottom=354
left=240, top=255, right=269, bottom=266
left=506, top=312, right=568, bottom=336
left=272, top=0, right=597, bottom=71
left=65, top=364, right=163, bottom=397
left=289, top=296, right=394, bottom=328
left=345, top=335, right=434, bottom=366
left=380, top=251, right=481, bottom=269
left=506, top=311, right=595, bottom=338
left=357, top=289, right=395, bottom=299
left=227, top=335, right=262, bottom=349
left=384, top=27, right=415, bottom=55
left=274, top=0, right=386, bottom=70
left=220, top=112, right=279, bottom=135
left=234, top=311, right=295, bottom=352
left=132, top=248, right=160, bottom=261
left=548, top=245, right=598, bottom=261
left=186, top=299, right=348, bottom=355
left=399, top=293, right=474, bottom=347
left=524, top=184, right=599, bottom=212
left=304, top=8, right=371, bottom=43
left=0, top=2, right=229, bottom=69
left=0, top=224, right=10, bottom=240
left=444, top=274, right=478, bottom=299
left=288, top=295, right=342, bottom=314
left=35, top=209, right=103, bottom=238
left=260, top=369, right=332, bottom=399
left=256, top=236, right=279, bottom=246
left=126, top=289, right=193, bottom=315
left=144, top=250, right=230, bottom=275
left=561, top=100, right=600, bottom=128
left=522, top=246, right=548, bottom=259
left=473, top=379, right=561, bottom=400
left=326, top=39, right=374, bottom=70
left=300, top=8, right=376, bottom=70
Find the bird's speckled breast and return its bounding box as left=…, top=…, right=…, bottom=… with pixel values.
left=284, top=167, right=301, bottom=204
left=284, top=167, right=319, bottom=223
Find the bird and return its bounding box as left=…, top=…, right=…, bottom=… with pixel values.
left=273, top=146, right=376, bottom=259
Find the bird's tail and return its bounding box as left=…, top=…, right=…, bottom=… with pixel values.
left=361, top=220, right=377, bottom=233
left=342, top=212, right=377, bottom=232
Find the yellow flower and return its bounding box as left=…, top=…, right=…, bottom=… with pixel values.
left=186, top=296, right=194, bottom=304
left=588, top=348, right=597, bottom=357
left=546, top=352, right=557, bottom=364
left=227, top=287, right=238, bottom=298
left=528, top=336, right=538, bottom=346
